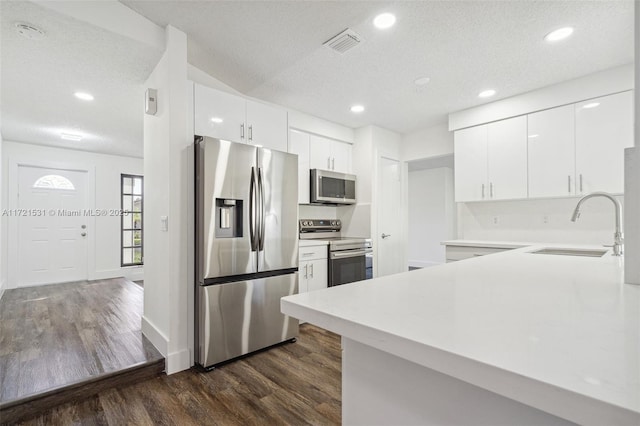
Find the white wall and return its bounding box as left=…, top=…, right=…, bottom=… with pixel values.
left=408, top=167, right=455, bottom=268
left=458, top=196, right=623, bottom=245
left=1, top=140, right=144, bottom=287
left=401, top=122, right=454, bottom=162
left=625, top=2, right=640, bottom=285
left=449, top=64, right=634, bottom=131
left=289, top=109, right=355, bottom=144
left=142, top=25, right=191, bottom=375
left=0, top=132, right=5, bottom=299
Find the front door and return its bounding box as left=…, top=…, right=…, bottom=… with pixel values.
left=17, top=166, right=88, bottom=286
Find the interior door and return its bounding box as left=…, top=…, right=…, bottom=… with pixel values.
left=17, top=166, right=88, bottom=286
left=257, top=147, right=298, bottom=272
left=377, top=157, right=403, bottom=277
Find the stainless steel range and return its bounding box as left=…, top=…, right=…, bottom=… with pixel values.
left=299, top=219, right=372, bottom=286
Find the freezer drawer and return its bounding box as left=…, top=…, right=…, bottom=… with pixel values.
left=197, top=273, right=299, bottom=368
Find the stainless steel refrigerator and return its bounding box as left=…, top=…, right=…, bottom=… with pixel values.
left=195, top=136, right=299, bottom=369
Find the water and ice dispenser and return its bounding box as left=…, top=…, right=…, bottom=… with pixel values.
left=215, top=198, right=243, bottom=238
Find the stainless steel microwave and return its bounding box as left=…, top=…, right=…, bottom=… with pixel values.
left=310, top=169, right=356, bottom=205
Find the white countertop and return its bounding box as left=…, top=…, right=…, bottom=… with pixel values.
left=298, top=239, right=329, bottom=247
left=441, top=239, right=532, bottom=248
left=281, top=244, right=640, bottom=425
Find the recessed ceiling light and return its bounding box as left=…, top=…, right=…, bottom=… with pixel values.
left=544, top=27, right=574, bottom=42
left=210, top=117, right=223, bottom=123
left=528, top=134, right=539, bottom=138
left=373, top=13, right=396, bottom=29
left=74, top=92, right=94, bottom=101
left=15, top=22, right=45, bottom=40
left=414, top=76, right=431, bottom=86
left=350, top=105, right=365, bottom=113
left=61, top=133, right=83, bottom=141
left=478, top=89, right=496, bottom=98
left=582, top=102, right=600, bottom=109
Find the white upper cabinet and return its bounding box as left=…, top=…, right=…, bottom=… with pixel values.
left=454, top=90, right=633, bottom=202
left=309, top=134, right=352, bottom=174
left=331, top=140, right=353, bottom=174
left=194, top=84, right=245, bottom=142
left=454, top=125, right=488, bottom=202
left=193, top=83, right=288, bottom=152
left=575, top=91, right=634, bottom=195
left=288, top=130, right=311, bottom=204
left=528, top=105, right=575, bottom=198
left=246, top=100, right=288, bottom=152
left=487, top=116, right=528, bottom=200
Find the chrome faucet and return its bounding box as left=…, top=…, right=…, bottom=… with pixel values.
left=571, top=192, right=623, bottom=256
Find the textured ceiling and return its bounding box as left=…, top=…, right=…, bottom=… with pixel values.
left=1, top=1, right=162, bottom=158
left=122, top=0, right=634, bottom=134
left=1, top=1, right=634, bottom=159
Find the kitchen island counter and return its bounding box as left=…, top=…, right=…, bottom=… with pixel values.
left=281, top=244, right=640, bottom=425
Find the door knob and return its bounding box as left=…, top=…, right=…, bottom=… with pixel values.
left=381, top=233, right=391, bottom=239
left=81, top=232, right=87, bottom=237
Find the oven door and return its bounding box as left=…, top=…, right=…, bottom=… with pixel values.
left=329, top=249, right=369, bottom=286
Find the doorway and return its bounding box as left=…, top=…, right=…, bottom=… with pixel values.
left=376, top=156, right=404, bottom=277
left=15, top=165, right=89, bottom=286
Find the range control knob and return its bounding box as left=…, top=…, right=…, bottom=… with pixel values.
left=331, top=220, right=336, bottom=226
left=336, top=220, right=341, bottom=226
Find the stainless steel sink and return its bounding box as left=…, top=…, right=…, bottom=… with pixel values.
left=530, top=248, right=608, bottom=257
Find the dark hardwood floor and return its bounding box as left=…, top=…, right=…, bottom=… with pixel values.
left=0, top=277, right=164, bottom=421
left=15, top=324, right=342, bottom=425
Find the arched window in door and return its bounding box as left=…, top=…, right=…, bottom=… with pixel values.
left=33, top=174, right=75, bottom=190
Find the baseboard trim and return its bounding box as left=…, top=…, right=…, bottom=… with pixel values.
left=166, top=348, right=191, bottom=375
left=408, top=260, right=442, bottom=268
left=141, top=315, right=168, bottom=357
left=94, top=268, right=144, bottom=282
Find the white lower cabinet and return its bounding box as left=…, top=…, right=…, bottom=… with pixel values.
left=298, top=244, right=328, bottom=324
left=298, top=245, right=328, bottom=293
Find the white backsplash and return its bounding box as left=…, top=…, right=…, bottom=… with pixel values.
left=299, top=204, right=339, bottom=220
left=458, top=196, right=624, bottom=245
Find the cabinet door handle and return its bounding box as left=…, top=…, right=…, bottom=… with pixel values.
left=241, top=124, right=245, bottom=139
left=304, top=264, right=308, bottom=279
left=332, top=158, right=335, bottom=170
left=248, top=125, right=253, bottom=141
left=490, top=182, right=494, bottom=198
left=327, top=157, right=331, bottom=169
left=568, top=175, right=571, bottom=193
left=310, top=263, right=314, bottom=278
left=481, top=183, right=485, bottom=198
left=579, top=174, right=583, bottom=192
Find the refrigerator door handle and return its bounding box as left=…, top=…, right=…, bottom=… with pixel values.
left=249, top=167, right=258, bottom=251
left=258, top=167, right=266, bottom=251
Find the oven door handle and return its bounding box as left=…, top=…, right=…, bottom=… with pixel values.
left=330, top=249, right=369, bottom=259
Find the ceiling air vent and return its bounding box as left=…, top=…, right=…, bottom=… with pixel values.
left=323, top=28, right=363, bottom=54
